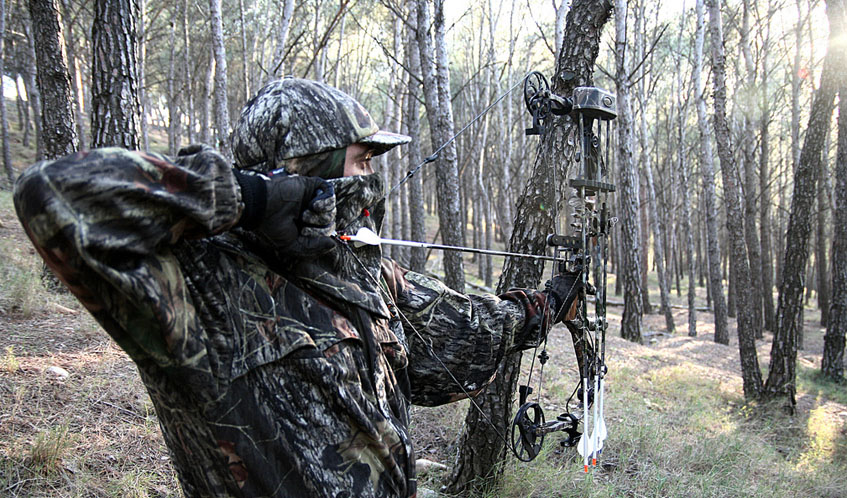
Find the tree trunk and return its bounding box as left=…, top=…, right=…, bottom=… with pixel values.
left=91, top=0, right=140, bottom=149
left=675, top=6, right=696, bottom=337
left=822, top=41, right=847, bottom=380
left=790, top=0, right=803, bottom=174
left=29, top=0, right=77, bottom=158
left=1, top=0, right=12, bottom=186
left=760, top=15, right=776, bottom=331
left=709, top=0, right=762, bottom=400
left=137, top=0, right=149, bottom=151
left=209, top=0, right=231, bottom=157
left=445, top=0, right=613, bottom=492
left=167, top=13, right=179, bottom=156
left=615, top=0, right=643, bottom=343
left=639, top=175, right=652, bottom=313
left=414, top=0, right=465, bottom=292
left=272, top=0, right=296, bottom=78
left=644, top=153, right=675, bottom=333
left=766, top=0, right=843, bottom=407
left=741, top=0, right=764, bottom=339
left=237, top=0, right=250, bottom=103
left=695, top=0, right=729, bottom=344
left=817, top=127, right=832, bottom=327
left=404, top=17, right=427, bottom=273
left=202, top=47, right=214, bottom=145
left=59, top=0, right=86, bottom=151
left=15, top=73, right=31, bottom=147
left=23, top=20, right=44, bottom=160
left=182, top=0, right=195, bottom=144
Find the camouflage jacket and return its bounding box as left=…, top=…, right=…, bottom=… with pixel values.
left=14, top=147, right=549, bottom=498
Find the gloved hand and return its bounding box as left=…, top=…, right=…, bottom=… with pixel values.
left=544, top=268, right=585, bottom=324
left=235, top=170, right=336, bottom=258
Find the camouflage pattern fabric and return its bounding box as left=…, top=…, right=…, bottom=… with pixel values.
left=14, top=147, right=549, bottom=497
left=231, top=78, right=379, bottom=172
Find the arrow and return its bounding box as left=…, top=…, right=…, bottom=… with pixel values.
left=596, top=376, right=607, bottom=449
left=577, top=376, right=592, bottom=471
left=338, top=227, right=566, bottom=262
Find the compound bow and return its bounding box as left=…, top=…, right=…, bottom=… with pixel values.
left=509, top=72, right=617, bottom=470
left=336, top=71, right=618, bottom=469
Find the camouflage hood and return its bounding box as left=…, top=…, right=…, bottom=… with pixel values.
left=231, top=78, right=409, bottom=174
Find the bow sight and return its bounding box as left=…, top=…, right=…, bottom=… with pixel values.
left=511, top=72, right=617, bottom=467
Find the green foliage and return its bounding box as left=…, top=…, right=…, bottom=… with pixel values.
left=29, top=425, right=73, bottom=473
left=0, top=197, right=42, bottom=318
left=490, top=366, right=847, bottom=498
left=797, top=364, right=847, bottom=406
left=1, top=346, right=19, bottom=373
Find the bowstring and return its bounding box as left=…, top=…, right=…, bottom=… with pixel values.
left=340, top=244, right=519, bottom=455
left=387, top=73, right=530, bottom=198
left=339, top=240, right=586, bottom=455
left=335, top=72, right=599, bottom=458
left=338, top=72, right=530, bottom=236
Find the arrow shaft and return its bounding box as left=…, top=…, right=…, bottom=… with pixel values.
left=376, top=237, right=563, bottom=262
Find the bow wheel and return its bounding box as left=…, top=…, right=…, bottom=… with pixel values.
left=523, top=71, right=551, bottom=119
left=511, top=402, right=546, bottom=462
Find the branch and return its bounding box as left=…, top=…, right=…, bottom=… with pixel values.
left=300, top=0, right=355, bottom=78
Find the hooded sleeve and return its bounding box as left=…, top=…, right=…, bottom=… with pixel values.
left=13, top=147, right=242, bottom=368
left=381, top=259, right=550, bottom=406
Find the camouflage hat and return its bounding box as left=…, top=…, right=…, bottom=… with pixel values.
left=231, top=78, right=410, bottom=172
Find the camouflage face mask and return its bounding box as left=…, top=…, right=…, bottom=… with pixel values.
left=328, top=173, right=385, bottom=233
left=326, top=173, right=386, bottom=282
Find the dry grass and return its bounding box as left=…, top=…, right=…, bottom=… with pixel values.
left=0, top=186, right=179, bottom=497
left=408, top=283, right=847, bottom=497
left=1, top=104, right=845, bottom=496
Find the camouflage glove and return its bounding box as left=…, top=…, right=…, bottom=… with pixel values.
left=235, top=170, right=336, bottom=257
left=544, top=269, right=585, bottom=324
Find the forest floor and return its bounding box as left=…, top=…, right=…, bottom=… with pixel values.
left=1, top=114, right=846, bottom=496
left=3, top=186, right=846, bottom=497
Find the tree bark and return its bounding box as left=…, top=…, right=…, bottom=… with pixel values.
left=15, top=73, right=30, bottom=147
left=237, top=0, right=250, bottom=103
left=91, top=0, right=140, bottom=149
left=23, top=18, right=45, bottom=160
left=59, top=0, right=86, bottom=151
left=709, top=0, right=762, bottom=400
left=445, top=0, right=613, bottom=492
left=817, top=126, right=832, bottom=327
left=822, top=37, right=847, bottom=380
left=202, top=47, right=214, bottom=145
left=766, top=0, right=843, bottom=406
left=639, top=172, right=652, bottom=314
left=414, top=0, right=465, bottom=292
left=272, top=0, right=296, bottom=78
left=643, top=149, right=675, bottom=333
left=209, top=0, right=231, bottom=157
left=760, top=4, right=776, bottom=331
left=137, top=0, right=149, bottom=151
left=675, top=6, right=696, bottom=337
left=615, top=0, right=643, bottom=343
left=167, top=13, right=179, bottom=156
left=28, top=0, right=77, bottom=158
left=182, top=0, right=195, bottom=144
left=695, top=0, right=729, bottom=344
left=403, top=16, right=427, bottom=273
left=1, top=0, right=12, bottom=186
left=741, top=0, right=764, bottom=339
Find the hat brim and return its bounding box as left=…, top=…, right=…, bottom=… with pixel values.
left=359, top=130, right=411, bottom=156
